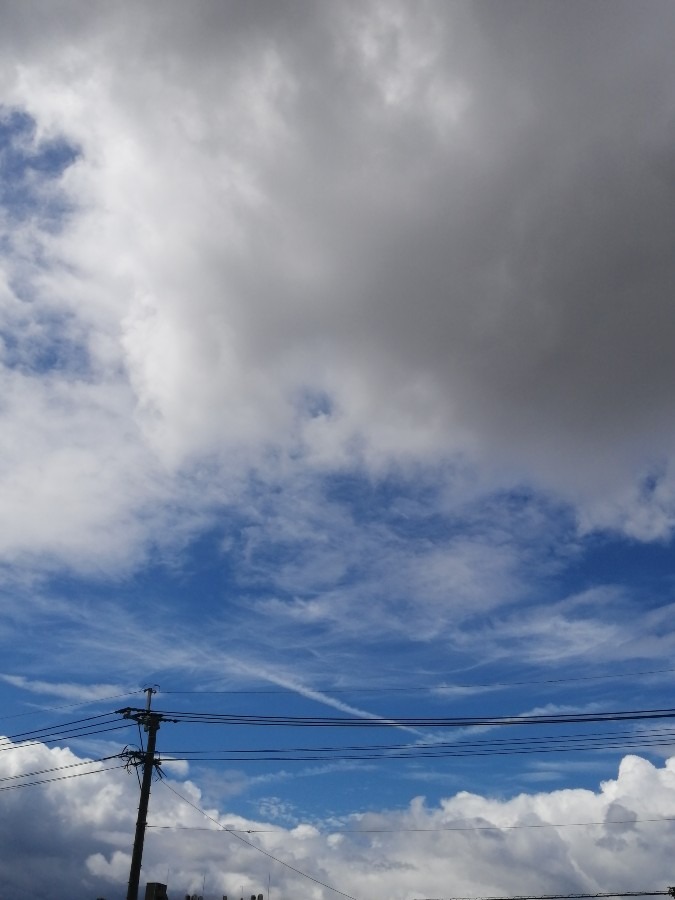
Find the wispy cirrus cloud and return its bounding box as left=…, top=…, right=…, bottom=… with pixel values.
left=0, top=674, right=136, bottom=704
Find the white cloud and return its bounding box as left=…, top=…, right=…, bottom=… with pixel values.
left=1, top=738, right=675, bottom=900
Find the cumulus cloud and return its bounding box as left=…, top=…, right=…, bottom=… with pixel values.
left=1, top=737, right=675, bottom=900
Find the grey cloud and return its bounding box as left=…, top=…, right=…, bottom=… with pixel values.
left=263, top=1, right=675, bottom=487
left=104, top=0, right=675, bottom=500
left=1, top=0, right=674, bottom=569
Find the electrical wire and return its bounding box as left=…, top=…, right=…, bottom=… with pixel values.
left=157, top=730, right=675, bottom=762
left=0, top=723, right=134, bottom=753
left=158, top=666, right=675, bottom=695
left=158, top=733, right=671, bottom=753
left=416, top=892, right=674, bottom=900
left=158, top=723, right=675, bottom=758
left=160, top=780, right=361, bottom=900
left=0, top=763, right=126, bottom=792
left=128, top=707, right=675, bottom=728
left=146, top=814, right=675, bottom=834
left=0, top=711, right=135, bottom=757
left=0, top=754, right=120, bottom=784
left=2, top=711, right=126, bottom=741
left=0, top=690, right=144, bottom=722
left=161, top=723, right=675, bottom=748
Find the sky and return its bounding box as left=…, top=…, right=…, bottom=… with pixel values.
left=1, top=1, right=675, bottom=898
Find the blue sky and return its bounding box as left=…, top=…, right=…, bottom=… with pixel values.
left=2, top=2, right=675, bottom=898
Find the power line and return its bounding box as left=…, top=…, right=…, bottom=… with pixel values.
left=0, top=690, right=144, bottom=722
left=0, top=754, right=120, bottom=784
left=161, top=780, right=362, bottom=900
left=416, top=892, right=675, bottom=900
left=164, top=726, right=675, bottom=750
left=158, top=667, right=675, bottom=695
left=160, top=723, right=675, bottom=750
left=131, top=706, right=675, bottom=728
left=146, top=814, right=675, bottom=834
left=2, top=711, right=126, bottom=742
left=157, top=733, right=675, bottom=762
left=0, top=763, right=126, bottom=792
left=0, top=722, right=134, bottom=752
left=157, top=723, right=675, bottom=758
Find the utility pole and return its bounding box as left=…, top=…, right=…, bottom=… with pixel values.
left=118, top=687, right=167, bottom=900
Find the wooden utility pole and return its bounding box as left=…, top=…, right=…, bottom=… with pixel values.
left=119, top=687, right=164, bottom=900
